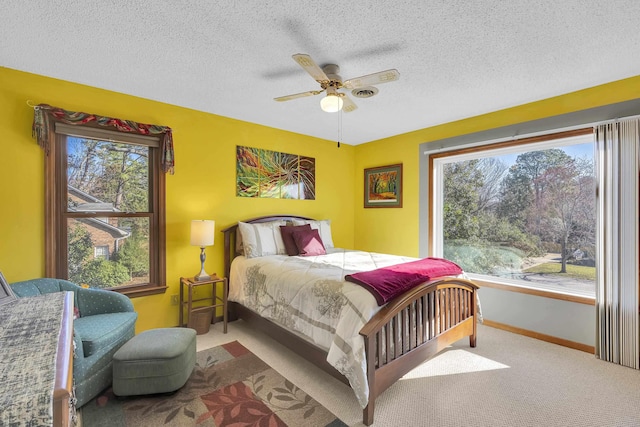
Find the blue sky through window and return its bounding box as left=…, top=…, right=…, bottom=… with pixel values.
left=498, top=142, right=593, bottom=167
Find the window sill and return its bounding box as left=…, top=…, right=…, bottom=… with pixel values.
left=110, top=284, right=168, bottom=298
left=469, top=275, right=595, bottom=305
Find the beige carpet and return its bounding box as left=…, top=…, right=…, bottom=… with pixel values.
left=196, top=320, right=640, bottom=427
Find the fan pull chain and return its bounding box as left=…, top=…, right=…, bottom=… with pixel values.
left=337, top=107, right=342, bottom=148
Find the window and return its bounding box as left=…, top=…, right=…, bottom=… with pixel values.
left=94, top=245, right=110, bottom=260
left=45, top=123, right=166, bottom=296
left=430, top=129, right=596, bottom=298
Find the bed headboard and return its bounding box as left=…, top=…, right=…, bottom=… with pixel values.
left=221, top=215, right=314, bottom=279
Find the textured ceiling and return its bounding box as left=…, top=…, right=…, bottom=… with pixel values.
left=2, top=1, right=640, bottom=145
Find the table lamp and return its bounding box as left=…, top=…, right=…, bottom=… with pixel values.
left=190, top=220, right=215, bottom=281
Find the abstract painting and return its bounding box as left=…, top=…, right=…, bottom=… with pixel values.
left=236, top=146, right=315, bottom=199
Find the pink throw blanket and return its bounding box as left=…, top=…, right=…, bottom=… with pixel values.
left=344, top=257, right=463, bottom=306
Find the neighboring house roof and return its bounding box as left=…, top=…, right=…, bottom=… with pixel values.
left=68, top=185, right=104, bottom=204
left=68, top=184, right=130, bottom=239
left=78, top=217, right=130, bottom=239
left=74, top=202, right=121, bottom=212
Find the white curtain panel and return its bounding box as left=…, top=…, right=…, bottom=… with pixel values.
left=595, top=118, right=640, bottom=368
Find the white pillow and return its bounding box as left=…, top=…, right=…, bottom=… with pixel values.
left=235, top=220, right=285, bottom=255
left=291, top=219, right=334, bottom=249
left=237, top=221, right=287, bottom=258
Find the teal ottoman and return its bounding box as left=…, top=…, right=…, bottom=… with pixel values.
left=112, top=328, right=196, bottom=397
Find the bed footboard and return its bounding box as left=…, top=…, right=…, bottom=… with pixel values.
left=359, top=277, right=478, bottom=425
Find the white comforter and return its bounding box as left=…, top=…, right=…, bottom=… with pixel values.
left=229, top=248, right=417, bottom=408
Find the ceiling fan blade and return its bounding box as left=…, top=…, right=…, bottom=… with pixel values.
left=343, top=69, right=400, bottom=89
left=341, top=94, right=358, bottom=113
left=274, top=89, right=324, bottom=102
left=292, top=54, right=330, bottom=83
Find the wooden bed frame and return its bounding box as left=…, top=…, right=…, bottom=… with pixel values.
left=222, top=215, right=479, bottom=426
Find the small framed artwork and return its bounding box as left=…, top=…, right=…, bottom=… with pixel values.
left=0, top=271, right=17, bottom=306
left=364, top=163, right=403, bottom=208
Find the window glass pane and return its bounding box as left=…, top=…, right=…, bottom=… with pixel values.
left=67, top=217, right=150, bottom=289
left=67, top=137, right=149, bottom=213
left=94, top=245, right=110, bottom=260
left=439, top=140, right=595, bottom=296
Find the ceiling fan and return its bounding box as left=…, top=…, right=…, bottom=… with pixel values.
left=274, top=53, right=400, bottom=113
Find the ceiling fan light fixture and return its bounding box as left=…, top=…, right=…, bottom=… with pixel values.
left=320, top=94, right=343, bottom=112
left=320, top=87, right=343, bottom=113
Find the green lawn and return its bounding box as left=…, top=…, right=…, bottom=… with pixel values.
left=523, top=262, right=596, bottom=281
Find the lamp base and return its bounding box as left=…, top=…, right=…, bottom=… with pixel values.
left=194, top=246, right=211, bottom=281
left=193, top=271, right=211, bottom=282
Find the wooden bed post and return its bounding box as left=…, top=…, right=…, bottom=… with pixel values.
left=470, top=289, right=477, bottom=348
left=363, top=404, right=374, bottom=426
left=363, top=333, right=376, bottom=426
left=223, top=229, right=232, bottom=281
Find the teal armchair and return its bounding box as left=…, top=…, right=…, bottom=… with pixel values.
left=10, top=278, right=137, bottom=408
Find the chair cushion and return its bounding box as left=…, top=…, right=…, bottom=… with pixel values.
left=74, top=312, right=138, bottom=357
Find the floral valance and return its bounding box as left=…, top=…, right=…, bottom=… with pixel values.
left=32, top=103, right=174, bottom=174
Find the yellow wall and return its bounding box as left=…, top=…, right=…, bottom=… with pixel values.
left=0, top=67, right=355, bottom=332
left=3, top=65, right=639, bottom=332
left=353, top=75, right=640, bottom=257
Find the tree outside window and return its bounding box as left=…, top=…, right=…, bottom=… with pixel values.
left=432, top=131, right=595, bottom=297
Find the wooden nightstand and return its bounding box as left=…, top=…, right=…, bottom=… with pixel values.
left=179, top=275, right=228, bottom=333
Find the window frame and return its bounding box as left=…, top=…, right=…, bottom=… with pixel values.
left=428, top=128, right=595, bottom=305
left=45, top=123, right=167, bottom=297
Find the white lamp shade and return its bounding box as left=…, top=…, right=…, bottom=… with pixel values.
left=190, top=220, right=215, bottom=247
left=320, top=93, right=343, bottom=113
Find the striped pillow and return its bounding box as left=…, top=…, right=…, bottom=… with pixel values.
left=238, top=221, right=287, bottom=258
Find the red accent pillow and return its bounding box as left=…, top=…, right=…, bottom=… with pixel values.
left=280, top=224, right=312, bottom=256
left=292, top=228, right=326, bottom=256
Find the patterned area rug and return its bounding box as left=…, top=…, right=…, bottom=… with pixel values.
left=81, top=341, right=347, bottom=426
